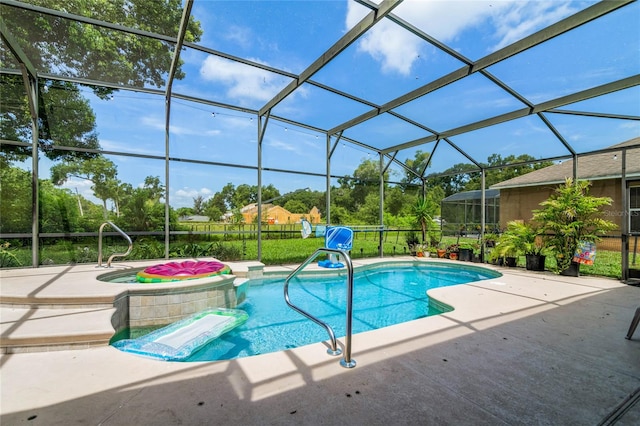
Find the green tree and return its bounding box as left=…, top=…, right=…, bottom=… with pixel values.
left=219, top=183, right=236, bottom=210
left=110, top=181, right=132, bottom=217
left=232, top=184, right=254, bottom=209
left=50, top=156, right=119, bottom=216
left=228, top=183, right=280, bottom=209
left=38, top=181, right=82, bottom=234
left=1, top=78, right=101, bottom=163
left=356, top=193, right=382, bottom=225
left=384, top=186, right=410, bottom=216
left=203, top=191, right=227, bottom=221
left=329, top=205, right=351, bottom=225
left=402, top=150, right=430, bottom=189
left=331, top=186, right=354, bottom=212
left=2, top=0, right=202, bottom=88
left=425, top=163, right=479, bottom=197
left=425, top=154, right=555, bottom=196
left=117, top=181, right=172, bottom=232
left=192, top=196, right=205, bottom=215
left=204, top=206, right=223, bottom=222
left=272, top=188, right=322, bottom=212
left=465, top=154, right=554, bottom=189
left=142, top=176, right=165, bottom=202
left=0, top=165, right=32, bottom=233
left=283, top=199, right=307, bottom=214
left=176, top=207, right=194, bottom=218
left=261, top=184, right=281, bottom=203
left=340, top=158, right=386, bottom=208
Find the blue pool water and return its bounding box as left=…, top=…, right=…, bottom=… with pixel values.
left=185, top=262, right=500, bottom=362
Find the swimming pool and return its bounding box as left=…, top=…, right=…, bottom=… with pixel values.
left=181, top=262, right=500, bottom=362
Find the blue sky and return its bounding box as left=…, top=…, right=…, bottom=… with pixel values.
left=49, top=0, right=639, bottom=208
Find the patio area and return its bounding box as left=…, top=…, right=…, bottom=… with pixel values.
left=1, top=258, right=639, bottom=425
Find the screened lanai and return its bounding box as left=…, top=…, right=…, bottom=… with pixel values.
left=1, top=0, right=639, bottom=277
left=441, top=189, right=500, bottom=236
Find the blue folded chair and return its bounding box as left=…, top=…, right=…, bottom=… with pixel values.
left=318, top=226, right=353, bottom=268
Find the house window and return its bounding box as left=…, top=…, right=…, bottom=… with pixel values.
left=630, top=186, right=640, bottom=234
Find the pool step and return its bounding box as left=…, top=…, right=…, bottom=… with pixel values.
left=0, top=291, right=117, bottom=309
left=0, top=307, right=117, bottom=354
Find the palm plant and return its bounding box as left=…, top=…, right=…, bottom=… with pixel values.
left=413, top=196, right=433, bottom=245
left=491, top=224, right=522, bottom=265
left=532, top=178, right=617, bottom=274
left=504, top=221, right=545, bottom=255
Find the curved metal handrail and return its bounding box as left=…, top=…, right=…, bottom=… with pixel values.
left=284, top=247, right=356, bottom=368
left=98, top=221, right=133, bottom=268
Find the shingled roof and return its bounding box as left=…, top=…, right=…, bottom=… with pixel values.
left=491, top=137, right=640, bottom=190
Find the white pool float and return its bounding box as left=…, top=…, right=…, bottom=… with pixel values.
left=113, top=308, right=248, bottom=361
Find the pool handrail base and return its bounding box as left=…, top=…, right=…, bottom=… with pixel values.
left=284, top=247, right=356, bottom=368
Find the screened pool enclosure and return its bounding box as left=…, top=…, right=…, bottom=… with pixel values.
left=441, top=189, right=500, bottom=236
left=0, top=0, right=638, bottom=278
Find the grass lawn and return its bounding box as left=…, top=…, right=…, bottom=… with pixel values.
left=3, top=232, right=629, bottom=280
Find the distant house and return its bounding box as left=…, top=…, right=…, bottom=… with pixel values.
left=239, top=203, right=322, bottom=225
left=490, top=137, right=640, bottom=234
left=179, top=215, right=211, bottom=222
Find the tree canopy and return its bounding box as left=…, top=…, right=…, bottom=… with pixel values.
left=2, top=0, right=202, bottom=87
left=1, top=0, right=203, bottom=164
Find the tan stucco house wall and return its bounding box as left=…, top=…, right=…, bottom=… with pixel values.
left=241, top=204, right=322, bottom=224
left=498, top=179, right=624, bottom=230
left=491, top=138, right=639, bottom=239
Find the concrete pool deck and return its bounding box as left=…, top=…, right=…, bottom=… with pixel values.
left=1, top=257, right=639, bottom=425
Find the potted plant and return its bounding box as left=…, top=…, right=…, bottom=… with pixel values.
left=532, top=178, right=617, bottom=276
left=436, top=243, right=447, bottom=258
left=405, top=231, right=420, bottom=256
left=446, top=243, right=459, bottom=260
left=502, top=221, right=547, bottom=271
left=524, top=231, right=546, bottom=272
left=484, top=232, right=498, bottom=248
left=458, top=242, right=474, bottom=262
left=492, top=230, right=520, bottom=267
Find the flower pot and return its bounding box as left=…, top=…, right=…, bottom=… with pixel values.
left=525, top=254, right=546, bottom=271
left=560, top=261, right=580, bottom=277
left=449, top=252, right=458, bottom=260
left=416, top=251, right=424, bottom=257
left=505, top=256, right=517, bottom=267
left=459, top=248, right=473, bottom=262
left=437, top=249, right=446, bottom=258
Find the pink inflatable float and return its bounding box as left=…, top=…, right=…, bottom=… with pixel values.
left=136, top=260, right=231, bottom=283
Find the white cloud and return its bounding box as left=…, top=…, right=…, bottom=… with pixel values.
left=489, top=1, right=576, bottom=50
left=200, top=55, right=289, bottom=103
left=175, top=187, right=212, bottom=198
left=173, top=187, right=215, bottom=208
left=348, top=0, right=575, bottom=75
left=357, top=20, right=421, bottom=75
left=224, top=25, right=253, bottom=49
left=59, top=177, right=102, bottom=205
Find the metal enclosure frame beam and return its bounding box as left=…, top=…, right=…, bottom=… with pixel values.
left=1, top=17, right=40, bottom=267
left=163, top=0, right=194, bottom=258
left=259, top=0, right=403, bottom=116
